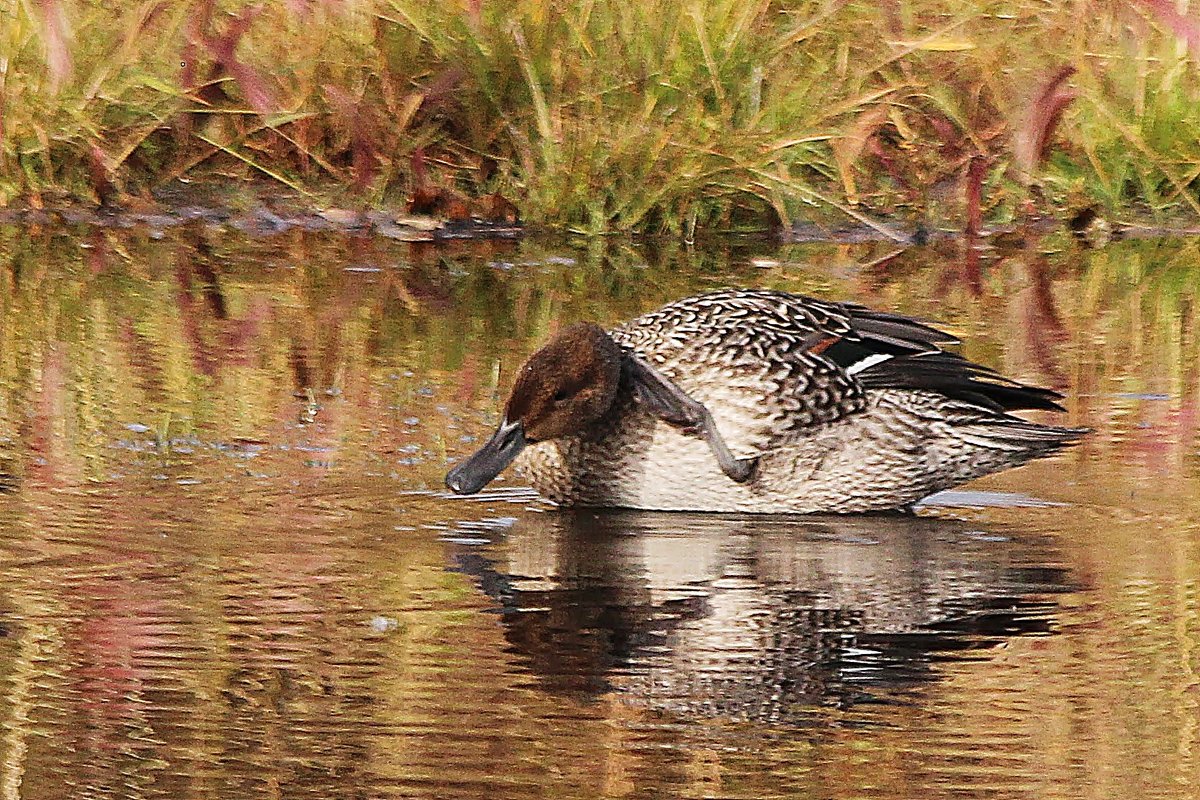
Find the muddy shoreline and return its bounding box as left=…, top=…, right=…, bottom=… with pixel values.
left=4, top=200, right=1200, bottom=246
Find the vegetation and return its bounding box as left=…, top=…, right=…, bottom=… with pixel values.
left=2, top=0, right=1200, bottom=232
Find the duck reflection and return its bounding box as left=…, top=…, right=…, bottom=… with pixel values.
left=449, top=510, right=1070, bottom=720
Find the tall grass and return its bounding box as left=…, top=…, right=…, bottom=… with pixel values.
left=2, top=0, right=1199, bottom=232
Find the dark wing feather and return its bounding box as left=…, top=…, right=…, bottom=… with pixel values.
left=841, top=304, right=959, bottom=351
left=813, top=305, right=949, bottom=369
left=854, top=351, right=1066, bottom=412
left=813, top=304, right=1064, bottom=413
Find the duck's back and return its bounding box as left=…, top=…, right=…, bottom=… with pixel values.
left=610, top=290, right=946, bottom=460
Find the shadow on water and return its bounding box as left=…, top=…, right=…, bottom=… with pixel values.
left=448, top=509, right=1070, bottom=721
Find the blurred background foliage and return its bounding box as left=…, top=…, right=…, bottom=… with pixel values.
left=2, top=0, right=1200, bottom=232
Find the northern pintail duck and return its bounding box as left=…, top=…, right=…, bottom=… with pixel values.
left=445, top=289, right=1084, bottom=513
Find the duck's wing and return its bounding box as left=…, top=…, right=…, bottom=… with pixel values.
left=613, top=288, right=952, bottom=364
left=852, top=351, right=1064, bottom=412
left=609, top=290, right=900, bottom=458
left=611, top=289, right=1063, bottom=460
left=810, top=301, right=1065, bottom=412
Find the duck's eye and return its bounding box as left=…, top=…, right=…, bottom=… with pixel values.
left=552, top=389, right=569, bottom=403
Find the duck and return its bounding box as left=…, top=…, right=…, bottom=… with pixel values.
left=445, top=289, right=1085, bottom=513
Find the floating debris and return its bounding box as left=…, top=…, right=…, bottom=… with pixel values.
left=369, top=615, right=400, bottom=633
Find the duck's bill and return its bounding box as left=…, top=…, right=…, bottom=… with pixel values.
left=445, top=419, right=527, bottom=495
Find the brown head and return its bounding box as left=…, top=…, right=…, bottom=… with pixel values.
left=445, top=323, right=623, bottom=495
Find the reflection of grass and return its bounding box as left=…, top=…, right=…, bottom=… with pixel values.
left=3, top=2, right=1200, bottom=230
left=1, top=227, right=1198, bottom=486
left=0, top=480, right=533, bottom=799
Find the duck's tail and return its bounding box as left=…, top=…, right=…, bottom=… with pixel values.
left=955, top=415, right=1088, bottom=455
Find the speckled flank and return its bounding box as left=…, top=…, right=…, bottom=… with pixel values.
left=508, top=289, right=1083, bottom=513
left=516, top=388, right=1074, bottom=514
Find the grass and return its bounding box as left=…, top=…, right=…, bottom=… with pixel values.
left=2, top=0, right=1200, bottom=233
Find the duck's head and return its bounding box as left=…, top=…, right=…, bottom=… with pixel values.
left=445, top=323, right=622, bottom=495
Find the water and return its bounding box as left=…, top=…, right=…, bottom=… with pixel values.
left=0, top=224, right=1197, bottom=798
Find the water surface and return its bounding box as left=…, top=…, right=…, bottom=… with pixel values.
left=0, top=224, right=1197, bottom=798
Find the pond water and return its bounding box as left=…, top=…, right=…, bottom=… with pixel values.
left=0, top=223, right=1197, bottom=799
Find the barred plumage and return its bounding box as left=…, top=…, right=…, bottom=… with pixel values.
left=448, top=289, right=1085, bottom=513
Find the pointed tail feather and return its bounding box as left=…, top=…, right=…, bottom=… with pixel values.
left=957, top=418, right=1088, bottom=453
